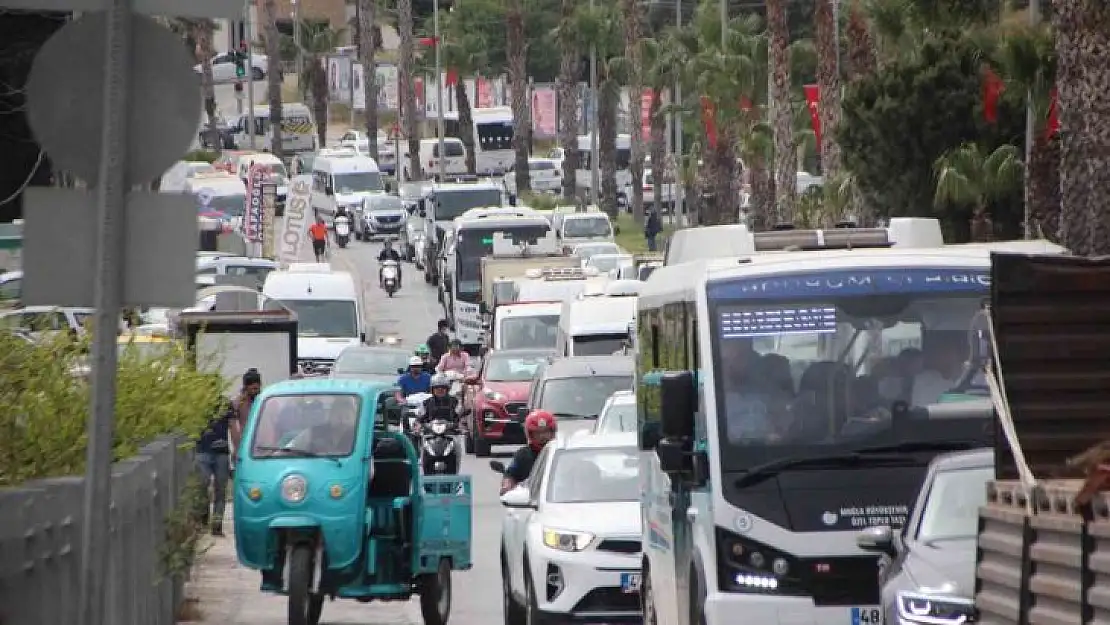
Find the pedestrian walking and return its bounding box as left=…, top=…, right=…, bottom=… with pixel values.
left=195, top=367, right=262, bottom=536
left=645, top=209, right=662, bottom=252
left=309, top=217, right=329, bottom=262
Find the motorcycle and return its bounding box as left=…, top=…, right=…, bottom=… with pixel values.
left=440, top=370, right=468, bottom=418
left=334, top=215, right=351, bottom=248
left=420, top=415, right=460, bottom=475
left=402, top=392, right=431, bottom=448
left=380, top=259, right=400, bottom=297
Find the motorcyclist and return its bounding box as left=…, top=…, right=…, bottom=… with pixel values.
left=394, top=356, right=431, bottom=403
left=420, top=373, right=459, bottom=426
left=435, top=338, right=471, bottom=375
left=500, top=410, right=557, bottom=495
left=377, top=239, right=403, bottom=287
left=415, top=344, right=436, bottom=374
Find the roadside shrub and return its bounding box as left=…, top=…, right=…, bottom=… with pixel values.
left=521, top=192, right=559, bottom=210
left=0, top=332, right=227, bottom=486
left=183, top=149, right=220, bottom=163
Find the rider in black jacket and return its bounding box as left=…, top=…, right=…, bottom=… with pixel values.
left=377, top=240, right=403, bottom=287
left=421, top=374, right=459, bottom=426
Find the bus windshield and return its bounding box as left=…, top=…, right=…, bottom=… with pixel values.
left=708, top=267, right=992, bottom=472
left=432, top=188, right=503, bottom=221
left=476, top=121, right=513, bottom=151
left=455, top=223, right=551, bottom=302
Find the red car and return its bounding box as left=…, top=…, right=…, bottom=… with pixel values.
left=462, top=348, right=553, bottom=457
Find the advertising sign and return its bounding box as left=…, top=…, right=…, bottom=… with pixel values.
left=278, top=175, right=313, bottom=266
left=245, top=164, right=265, bottom=242
left=261, top=182, right=276, bottom=258
left=531, top=85, right=557, bottom=138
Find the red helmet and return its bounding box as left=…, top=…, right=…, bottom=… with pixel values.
left=524, top=410, right=557, bottom=436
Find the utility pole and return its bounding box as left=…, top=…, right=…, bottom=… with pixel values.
left=245, top=0, right=256, bottom=149
left=293, top=0, right=302, bottom=78
left=434, top=0, right=446, bottom=181
left=588, top=0, right=599, bottom=206
left=720, top=0, right=727, bottom=45
left=1023, top=0, right=1040, bottom=239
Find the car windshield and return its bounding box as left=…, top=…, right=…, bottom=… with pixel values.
left=198, top=194, right=246, bottom=216
left=333, top=349, right=411, bottom=376
left=433, top=189, right=503, bottom=221
left=279, top=299, right=358, bottom=338
left=564, top=217, right=612, bottom=238
left=539, top=375, right=632, bottom=418
left=484, top=352, right=548, bottom=381
left=709, top=267, right=992, bottom=470
left=598, top=401, right=637, bottom=433
left=250, top=394, right=361, bottom=458
left=499, top=315, right=559, bottom=350
left=915, top=466, right=993, bottom=542
left=588, top=255, right=630, bottom=273
left=333, top=171, right=384, bottom=194
left=575, top=244, right=619, bottom=260
left=572, top=334, right=628, bottom=356
left=530, top=160, right=557, bottom=170
left=366, top=196, right=404, bottom=211
left=546, top=447, right=639, bottom=503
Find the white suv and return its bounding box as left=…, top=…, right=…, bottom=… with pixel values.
left=497, top=432, right=642, bottom=624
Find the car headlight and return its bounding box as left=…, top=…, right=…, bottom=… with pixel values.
left=431, top=422, right=448, bottom=435
left=896, top=591, right=976, bottom=623
left=280, top=474, right=308, bottom=503
left=483, top=388, right=505, bottom=402
left=542, top=528, right=594, bottom=552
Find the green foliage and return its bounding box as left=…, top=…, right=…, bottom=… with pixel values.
left=520, top=192, right=560, bottom=210
left=160, top=474, right=211, bottom=580
left=184, top=149, right=219, bottom=163
left=0, top=333, right=227, bottom=486
left=838, top=34, right=1026, bottom=235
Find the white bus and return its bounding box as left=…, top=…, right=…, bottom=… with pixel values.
left=636, top=220, right=1065, bottom=625
left=441, top=106, right=514, bottom=175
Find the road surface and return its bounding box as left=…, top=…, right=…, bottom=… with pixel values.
left=186, top=238, right=508, bottom=625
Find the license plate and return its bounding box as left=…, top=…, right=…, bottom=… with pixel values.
left=620, top=572, right=641, bottom=594
left=851, top=607, right=881, bottom=624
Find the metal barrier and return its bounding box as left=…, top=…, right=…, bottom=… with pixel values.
left=0, top=436, right=195, bottom=625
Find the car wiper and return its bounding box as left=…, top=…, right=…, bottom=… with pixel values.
left=734, top=452, right=911, bottom=489
left=853, top=440, right=985, bottom=455
left=255, top=445, right=342, bottom=466
left=551, top=412, right=587, bottom=419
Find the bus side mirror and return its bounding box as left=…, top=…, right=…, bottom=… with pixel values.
left=660, top=371, right=695, bottom=438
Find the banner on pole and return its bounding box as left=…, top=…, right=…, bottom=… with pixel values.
left=245, top=164, right=265, bottom=242
left=279, top=175, right=313, bottom=266
left=803, top=84, right=821, bottom=146
left=261, top=182, right=276, bottom=258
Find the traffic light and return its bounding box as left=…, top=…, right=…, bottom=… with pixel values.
left=234, top=50, right=246, bottom=79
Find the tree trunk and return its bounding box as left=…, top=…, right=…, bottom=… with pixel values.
left=648, top=90, right=666, bottom=216
left=598, top=81, right=618, bottom=217
left=1028, top=133, right=1061, bottom=241
left=767, top=0, right=795, bottom=226
left=622, top=0, right=645, bottom=222
left=749, top=160, right=774, bottom=229
left=507, top=0, right=531, bottom=194
left=261, top=0, right=284, bottom=156
left=457, top=78, right=477, bottom=174
left=399, top=0, right=422, bottom=180
left=845, top=0, right=876, bottom=83
left=556, top=0, right=580, bottom=200
left=311, top=62, right=328, bottom=146
left=814, top=0, right=843, bottom=185
left=970, top=204, right=993, bottom=242
left=708, top=130, right=738, bottom=225
left=1053, top=0, right=1110, bottom=255
left=358, top=0, right=380, bottom=160
left=192, top=21, right=220, bottom=147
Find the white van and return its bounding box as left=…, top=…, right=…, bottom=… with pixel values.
left=555, top=294, right=637, bottom=357
left=310, top=151, right=385, bottom=225
left=546, top=134, right=633, bottom=200
left=261, top=265, right=365, bottom=374
left=492, top=301, right=562, bottom=351
left=184, top=171, right=247, bottom=225
left=232, top=103, right=316, bottom=154
left=555, top=211, right=615, bottom=249
left=400, top=138, right=467, bottom=180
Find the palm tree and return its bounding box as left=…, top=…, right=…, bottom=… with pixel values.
left=814, top=0, right=842, bottom=183
left=934, top=142, right=1023, bottom=242
left=554, top=0, right=581, bottom=199
left=290, top=20, right=346, bottom=148
left=641, top=36, right=682, bottom=216
left=441, top=12, right=493, bottom=174
left=767, top=0, right=795, bottom=225
left=506, top=0, right=531, bottom=194
left=845, top=0, right=877, bottom=82
left=575, top=5, right=624, bottom=216
left=358, top=0, right=380, bottom=161
left=621, top=0, right=646, bottom=221
left=398, top=0, right=421, bottom=180
left=261, top=0, right=284, bottom=155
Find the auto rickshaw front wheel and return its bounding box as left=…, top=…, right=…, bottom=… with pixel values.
left=418, top=557, right=452, bottom=625
left=287, top=544, right=324, bottom=625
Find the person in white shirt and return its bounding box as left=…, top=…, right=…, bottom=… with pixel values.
left=912, top=339, right=967, bottom=406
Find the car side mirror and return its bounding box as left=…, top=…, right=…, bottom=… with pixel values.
left=660, top=371, right=696, bottom=438
left=489, top=460, right=506, bottom=474
left=500, top=485, right=535, bottom=509
left=856, top=525, right=895, bottom=555
left=515, top=405, right=530, bottom=419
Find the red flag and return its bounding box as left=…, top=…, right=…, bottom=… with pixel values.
left=803, top=85, right=821, bottom=146
left=983, top=68, right=1005, bottom=124
left=640, top=89, right=655, bottom=141
left=739, top=96, right=753, bottom=112
left=446, top=69, right=459, bottom=87
left=701, top=96, right=717, bottom=149
left=1045, top=87, right=1059, bottom=139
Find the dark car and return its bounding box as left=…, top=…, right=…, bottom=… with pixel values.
left=329, top=345, right=412, bottom=383
left=198, top=115, right=236, bottom=150
left=857, top=448, right=992, bottom=625
left=462, top=348, right=554, bottom=457
left=519, top=355, right=634, bottom=438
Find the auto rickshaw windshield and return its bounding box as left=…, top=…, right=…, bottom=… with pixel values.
left=250, top=393, right=362, bottom=458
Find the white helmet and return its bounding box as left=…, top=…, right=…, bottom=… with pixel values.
left=408, top=356, right=424, bottom=367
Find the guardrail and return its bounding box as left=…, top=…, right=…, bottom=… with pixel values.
left=0, top=436, right=195, bottom=625
left=975, top=479, right=1110, bottom=624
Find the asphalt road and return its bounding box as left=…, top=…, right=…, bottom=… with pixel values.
left=198, top=237, right=509, bottom=625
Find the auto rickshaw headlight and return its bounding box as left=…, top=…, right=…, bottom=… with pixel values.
left=329, top=484, right=344, bottom=499
left=281, top=475, right=308, bottom=503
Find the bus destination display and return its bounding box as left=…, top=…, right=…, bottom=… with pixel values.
left=719, top=306, right=837, bottom=339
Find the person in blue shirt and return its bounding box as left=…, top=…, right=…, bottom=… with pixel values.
left=395, top=356, right=432, bottom=403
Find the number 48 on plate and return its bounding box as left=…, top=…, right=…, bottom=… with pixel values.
left=852, top=607, right=881, bottom=624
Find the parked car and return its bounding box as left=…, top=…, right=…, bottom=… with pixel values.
left=857, top=448, right=992, bottom=625
left=0, top=305, right=97, bottom=338
left=462, top=348, right=554, bottom=457
left=496, top=432, right=643, bottom=625
left=193, top=52, right=268, bottom=83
